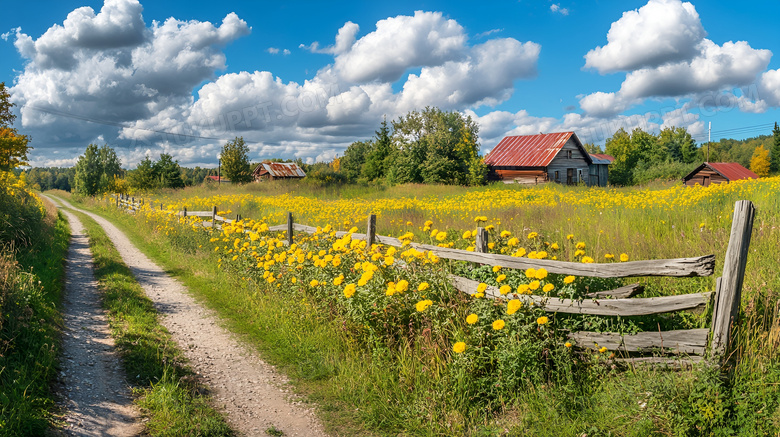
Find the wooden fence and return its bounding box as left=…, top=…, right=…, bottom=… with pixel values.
left=111, top=194, right=755, bottom=366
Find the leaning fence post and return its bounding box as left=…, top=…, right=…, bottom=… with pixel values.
left=287, top=212, right=293, bottom=246
left=710, top=200, right=755, bottom=359
left=183, top=206, right=187, bottom=217
left=366, top=214, right=376, bottom=252
left=475, top=227, right=488, bottom=253
left=115, top=194, right=119, bottom=208
left=212, top=206, right=217, bottom=229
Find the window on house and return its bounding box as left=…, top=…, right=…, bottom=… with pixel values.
left=567, top=150, right=573, bottom=159
left=554, top=171, right=559, bottom=181
left=578, top=169, right=583, bottom=182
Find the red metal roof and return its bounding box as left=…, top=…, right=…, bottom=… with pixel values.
left=590, top=153, right=615, bottom=163
left=204, top=175, right=230, bottom=182
left=253, top=162, right=306, bottom=178
left=703, top=162, right=758, bottom=181
left=485, top=132, right=581, bottom=167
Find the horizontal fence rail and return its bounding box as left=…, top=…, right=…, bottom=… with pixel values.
left=110, top=194, right=755, bottom=367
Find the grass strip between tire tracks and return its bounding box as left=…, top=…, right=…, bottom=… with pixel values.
left=72, top=210, right=234, bottom=436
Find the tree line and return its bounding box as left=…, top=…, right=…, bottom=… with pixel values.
left=340, top=107, right=487, bottom=185
left=599, top=123, right=780, bottom=185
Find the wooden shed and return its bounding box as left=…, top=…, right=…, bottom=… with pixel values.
left=485, top=132, right=607, bottom=186
left=253, top=162, right=306, bottom=181
left=682, top=162, right=758, bottom=187
left=588, top=153, right=613, bottom=187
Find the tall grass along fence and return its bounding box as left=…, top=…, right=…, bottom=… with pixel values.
left=112, top=193, right=754, bottom=368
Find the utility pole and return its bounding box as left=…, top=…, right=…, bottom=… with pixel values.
left=708, top=122, right=711, bottom=162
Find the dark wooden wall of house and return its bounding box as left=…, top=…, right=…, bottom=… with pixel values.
left=547, top=139, right=590, bottom=185
left=588, top=163, right=609, bottom=187
left=684, top=168, right=729, bottom=187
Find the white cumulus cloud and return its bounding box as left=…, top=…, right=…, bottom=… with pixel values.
left=579, top=0, right=773, bottom=117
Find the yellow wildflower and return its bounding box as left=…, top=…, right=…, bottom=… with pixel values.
left=416, top=299, right=433, bottom=312
left=537, top=316, right=549, bottom=325
left=507, top=299, right=523, bottom=315
left=453, top=341, right=466, bottom=353
left=466, top=313, right=479, bottom=324
left=492, top=319, right=505, bottom=330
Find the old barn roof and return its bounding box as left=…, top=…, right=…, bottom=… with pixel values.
left=254, top=162, right=306, bottom=178
left=589, top=153, right=615, bottom=163
left=683, top=162, right=758, bottom=182
left=485, top=132, right=592, bottom=167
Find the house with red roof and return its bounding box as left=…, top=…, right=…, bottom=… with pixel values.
left=682, top=162, right=758, bottom=187
left=485, top=132, right=610, bottom=186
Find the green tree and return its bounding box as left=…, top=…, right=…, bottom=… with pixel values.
left=604, top=128, right=634, bottom=185
left=340, top=140, right=372, bottom=182
left=154, top=153, right=185, bottom=189
left=750, top=145, right=770, bottom=177
left=659, top=126, right=697, bottom=164
left=582, top=142, right=604, bottom=154
left=771, top=122, right=780, bottom=174
left=220, top=137, right=252, bottom=183
left=390, top=107, right=481, bottom=185
left=127, top=156, right=159, bottom=190
left=362, top=117, right=393, bottom=181
left=74, top=144, right=123, bottom=195
left=0, top=82, right=31, bottom=171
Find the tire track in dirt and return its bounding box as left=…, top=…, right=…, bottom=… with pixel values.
left=47, top=196, right=144, bottom=436
left=53, top=197, right=328, bottom=437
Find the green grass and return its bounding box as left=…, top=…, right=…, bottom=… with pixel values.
left=0, top=199, right=69, bottom=435
left=72, top=210, right=234, bottom=436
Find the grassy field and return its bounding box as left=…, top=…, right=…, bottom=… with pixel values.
left=0, top=195, right=69, bottom=435
left=72, top=177, right=780, bottom=436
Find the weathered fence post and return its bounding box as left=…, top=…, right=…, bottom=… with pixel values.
left=212, top=206, right=217, bottom=229
left=366, top=214, right=376, bottom=252
left=115, top=194, right=119, bottom=208
left=183, top=206, right=187, bottom=217
left=475, top=227, right=488, bottom=253
left=287, top=212, right=293, bottom=246
left=710, top=200, right=756, bottom=358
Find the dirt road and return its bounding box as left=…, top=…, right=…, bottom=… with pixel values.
left=47, top=195, right=143, bottom=436
left=50, top=196, right=327, bottom=437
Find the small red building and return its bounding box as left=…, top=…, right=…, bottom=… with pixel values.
left=204, top=175, right=231, bottom=183
left=252, top=162, right=306, bottom=181
left=682, top=162, right=758, bottom=187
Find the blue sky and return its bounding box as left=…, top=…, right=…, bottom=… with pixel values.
left=1, top=0, right=779, bottom=167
